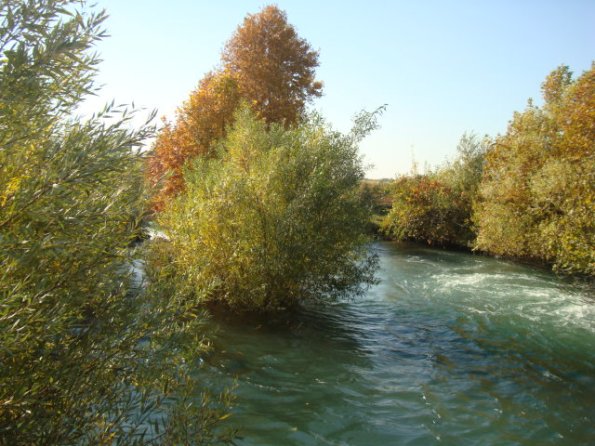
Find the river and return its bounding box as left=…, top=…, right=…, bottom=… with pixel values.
left=198, top=242, right=594, bottom=445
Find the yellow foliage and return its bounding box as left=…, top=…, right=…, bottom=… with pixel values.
left=475, top=64, right=595, bottom=275
left=1, top=176, right=23, bottom=207
left=147, top=5, right=322, bottom=210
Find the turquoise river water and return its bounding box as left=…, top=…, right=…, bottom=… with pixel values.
left=199, top=242, right=594, bottom=445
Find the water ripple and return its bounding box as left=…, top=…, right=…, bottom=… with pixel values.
left=196, top=242, right=595, bottom=445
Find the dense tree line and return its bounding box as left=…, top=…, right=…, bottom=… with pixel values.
left=475, top=64, right=594, bottom=275
left=382, top=65, right=594, bottom=276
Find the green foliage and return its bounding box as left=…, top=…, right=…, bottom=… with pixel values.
left=0, top=1, right=231, bottom=443
left=437, top=133, right=486, bottom=205
left=153, top=106, right=379, bottom=312
left=360, top=179, right=393, bottom=215
left=382, top=174, right=469, bottom=246
left=475, top=64, right=594, bottom=275
left=382, top=134, right=486, bottom=247
left=148, top=5, right=323, bottom=208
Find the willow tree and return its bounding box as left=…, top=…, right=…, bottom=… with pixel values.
left=153, top=107, right=379, bottom=312
left=148, top=5, right=323, bottom=207
left=0, top=1, right=231, bottom=443
left=475, top=64, right=594, bottom=275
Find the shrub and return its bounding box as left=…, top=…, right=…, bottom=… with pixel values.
left=382, top=175, right=470, bottom=247
left=0, top=1, right=231, bottom=443
left=474, top=65, right=594, bottom=275
left=154, top=107, right=379, bottom=311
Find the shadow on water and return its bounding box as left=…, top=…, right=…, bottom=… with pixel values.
left=201, top=300, right=374, bottom=378
left=195, top=302, right=398, bottom=445
left=193, top=242, right=595, bottom=446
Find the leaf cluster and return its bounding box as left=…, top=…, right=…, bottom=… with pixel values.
left=475, top=64, right=594, bottom=275
left=152, top=107, right=378, bottom=312
left=1, top=1, right=232, bottom=443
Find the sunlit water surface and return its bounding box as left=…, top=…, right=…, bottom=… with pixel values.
left=197, top=243, right=594, bottom=445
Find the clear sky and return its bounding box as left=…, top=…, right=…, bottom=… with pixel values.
left=84, top=0, right=594, bottom=178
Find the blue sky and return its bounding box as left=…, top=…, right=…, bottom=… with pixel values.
left=86, top=0, right=594, bottom=178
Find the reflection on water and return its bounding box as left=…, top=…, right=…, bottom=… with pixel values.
left=196, top=242, right=595, bottom=445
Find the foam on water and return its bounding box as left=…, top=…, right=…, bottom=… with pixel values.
left=425, top=261, right=594, bottom=335
left=196, top=242, right=595, bottom=445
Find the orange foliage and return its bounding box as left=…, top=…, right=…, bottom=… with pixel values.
left=222, top=5, right=322, bottom=126
left=148, top=5, right=323, bottom=210
left=147, top=71, right=241, bottom=210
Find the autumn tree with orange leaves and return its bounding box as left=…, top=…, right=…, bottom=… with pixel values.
left=222, top=5, right=322, bottom=126
left=148, top=71, right=240, bottom=208
left=148, top=5, right=323, bottom=209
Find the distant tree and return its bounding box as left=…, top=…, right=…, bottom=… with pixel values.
left=152, top=107, right=378, bottom=312
left=474, top=64, right=594, bottom=275
left=382, top=175, right=470, bottom=247
left=0, top=1, right=231, bottom=443
left=148, top=5, right=323, bottom=208
left=222, top=5, right=323, bottom=126
left=436, top=133, right=487, bottom=238
left=439, top=133, right=486, bottom=202
left=382, top=134, right=486, bottom=248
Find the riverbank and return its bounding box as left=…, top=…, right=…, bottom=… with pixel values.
left=368, top=212, right=594, bottom=283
